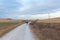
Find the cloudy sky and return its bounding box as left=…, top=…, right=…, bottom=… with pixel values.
left=0, top=0, right=60, bottom=19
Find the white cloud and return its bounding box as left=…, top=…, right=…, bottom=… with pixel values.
left=16, top=14, right=48, bottom=20
left=50, top=10, right=60, bottom=18
left=15, top=9, right=60, bottom=20
left=16, top=0, right=50, bottom=11
left=16, top=0, right=32, bottom=11
left=1, top=0, right=60, bottom=19
left=19, top=5, right=31, bottom=11
left=16, top=0, right=60, bottom=12
left=5, top=9, right=60, bottom=20
left=21, top=0, right=29, bottom=5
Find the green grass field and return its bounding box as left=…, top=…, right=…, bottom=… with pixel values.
left=0, top=22, right=19, bottom=30
left=0, top=19, right=24, bottom=37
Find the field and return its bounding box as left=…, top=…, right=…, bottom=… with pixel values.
left=30, top=17, right=60, bottom=40
left=0, top=17, right=60, bottom=40
left=0, top=18, right=24, bottom=37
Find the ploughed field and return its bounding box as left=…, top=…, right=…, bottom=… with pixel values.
left=30, top=18, right=60, bottom=40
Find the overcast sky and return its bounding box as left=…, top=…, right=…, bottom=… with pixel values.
left=0, top=0, right=60, bottom=19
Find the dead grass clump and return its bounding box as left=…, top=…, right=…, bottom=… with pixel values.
left=30, top=23, right=60, bottom=40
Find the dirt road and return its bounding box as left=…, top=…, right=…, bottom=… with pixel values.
left=0, top=23, right=35, bottom=40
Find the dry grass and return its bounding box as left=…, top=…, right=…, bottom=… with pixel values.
left=30, top=17, right=60, bottom=40
left=0, top=18, right=24, bottom=37
left=36, top=17, right=60, bottom=23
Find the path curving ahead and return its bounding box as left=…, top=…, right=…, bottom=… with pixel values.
left=0, top=23, right=35, bottom=40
